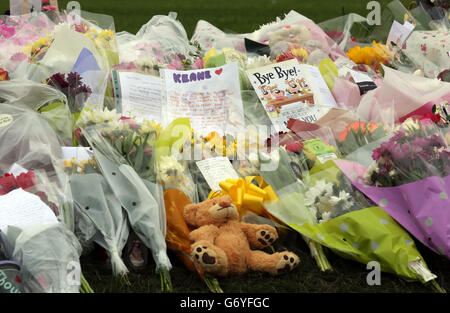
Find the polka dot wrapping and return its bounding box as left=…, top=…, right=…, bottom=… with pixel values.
left=337, top=160, right=450, bottom=259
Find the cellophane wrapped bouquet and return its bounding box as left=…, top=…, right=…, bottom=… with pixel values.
left=337, top=118, right=450, bottom=266
left=77, top=111, right=172, bottom=291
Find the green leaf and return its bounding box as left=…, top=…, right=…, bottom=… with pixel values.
left=115, top=139, right=123, bottom=154
left=134, top=143, right=145, bottom=173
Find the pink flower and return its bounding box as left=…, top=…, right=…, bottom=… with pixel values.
left=113, top=62, right=137, bottom=71
left=42, top=5, right=57, bottom=12
left=0, top=25, right=15, bottom=38
left=167, top=60, right=183, bottom=70
left=42, top=0, right=50, bottom=4
left=192, top=58, right=203, bottom=70
left=119, top=116, right=138, bottom=130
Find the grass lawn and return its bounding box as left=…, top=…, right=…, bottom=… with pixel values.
left=2, top=0, right=411, bottom=36
left=2, top=0, right=449, bottom=293
left=81, top=230, right=450, bottom=293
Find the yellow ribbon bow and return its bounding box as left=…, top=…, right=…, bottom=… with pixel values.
left=209, top=176, right=278, bottom=217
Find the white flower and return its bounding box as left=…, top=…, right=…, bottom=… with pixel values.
left=223, top=47, right=248, bottom=65
left=245, top=55, right=272, bottom=70
left=319, top=211, right=332, bottom=224
left=363, top=161, right=378, bottom=185
left=157, top=156, right=195, bottom=198
left=329, top=190, right=354, bottom=211
left=76, top=108, right=121, bottom=128
left=304, top=179, right=332, bottom=207
left=157, top=156, right=185, bottom=184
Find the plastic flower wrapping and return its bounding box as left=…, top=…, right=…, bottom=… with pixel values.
left=2, top=1, right=450, bottom=294
left=337, top=119, right=450, bottom=263
left=79, top=115, right=173, bottom=290
left=0, top=12, right=56, bottom=73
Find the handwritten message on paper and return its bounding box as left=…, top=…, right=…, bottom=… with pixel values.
left=196, top=157, right=240, bottom=192
left=163, top=63, right=245, bottom=135
left=117, top=71, right=164, bottom=122
left=0, top=188, right=58, bottom=233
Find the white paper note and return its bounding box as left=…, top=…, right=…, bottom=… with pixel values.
left=0, top=188, right=58, bottom=233
left=117, top=72, right=164, bottom=123
left=163, top=62, right=245, bottom=136
left=196, top=157, right=240, bottom=192
left=61, top=146, right=93, bottom=162
left=387, top=21, right=415, bottom=47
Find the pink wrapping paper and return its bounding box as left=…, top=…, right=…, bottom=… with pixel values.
left=357, top=67, right=450, bottom=123
left=336, top=160, right=450, bottom=259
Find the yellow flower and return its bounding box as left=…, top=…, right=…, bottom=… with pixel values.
left=23, top=35, right=53, bottom=59
left=98, top=30, right=114, bottom=40
left=203, top=48, right=217, bottom=65
left=346, top=42, right=388, bottom=66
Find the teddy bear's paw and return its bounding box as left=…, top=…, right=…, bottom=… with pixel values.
left=256, top=228, right=277, bottom=247
left=191, top=242, right=227, bottom=274
left=275, top=252, right=300, bottom=275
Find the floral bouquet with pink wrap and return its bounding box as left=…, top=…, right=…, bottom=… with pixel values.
left=336, top=118, right=450, bottom=261
left=357, top=66, right=450, bottom=126
left=115, top=13, right=203, bottom=74
left=0, top=13, right=55, bottom=73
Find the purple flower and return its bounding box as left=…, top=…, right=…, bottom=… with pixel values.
left=67, top=72, right=82, bottom=88
left=48, top=73, right=69, bottom=88
left=372, top=141, right=393, bottom=161
left=391, top=143, right=410, bottom=160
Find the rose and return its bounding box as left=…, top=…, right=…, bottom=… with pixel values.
left=0, top=68, right=10, bottom=81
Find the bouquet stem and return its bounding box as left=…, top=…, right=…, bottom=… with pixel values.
left=80, top=274, right=94, bottom=293
left=428, top=280, right=446, bottom=293
left=203, top=275, right=224, bottom=293
left=159, top=269, right=173, bottom=292
left=304, top=236, right=332, bottom=272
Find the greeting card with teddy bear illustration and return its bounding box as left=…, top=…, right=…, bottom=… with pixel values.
left=246, top=59, right=337, bottom=132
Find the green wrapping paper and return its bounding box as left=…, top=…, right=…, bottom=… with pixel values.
left=266, top=160, right=439, bottom=285
left=290, top=206, right=430, bottom=282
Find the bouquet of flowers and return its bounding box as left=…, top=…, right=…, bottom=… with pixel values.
left=250, top=146, right=333, bottom=272
left=0, top=171, right=59, bottom=216
left=67, top=156, right=130, bottom=277
left=45, top=72, right=92, bottom=115
left=271, top=158, right=443, bottom=290
left=336, top=121, right=386, bottom=156
left=80, top=116, right=172, bottom=291
left=0, top=13, right=55, bottom=73
left=116, top=13, right=202, bottom=72
left=0, top=223, right=91, bottom=293
left=337, top=118, right=450, bottom=262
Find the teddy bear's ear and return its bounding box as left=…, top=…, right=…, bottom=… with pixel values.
left=183, top=203, right=198, bottom=227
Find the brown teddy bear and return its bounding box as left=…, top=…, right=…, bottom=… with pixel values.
left=183, top=195, right=300, bottom=276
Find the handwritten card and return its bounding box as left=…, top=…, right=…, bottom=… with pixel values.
left=387, top=21, right=415, bottom=47
left=163, top=62, right=245, bottom=136
left=196, top=157, right=239, bottom=192
left=113, top=71, right=164, bottom=123
left=0, top=188, right=58, bottom=233
left=246, top=59, right=337, bottom=132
